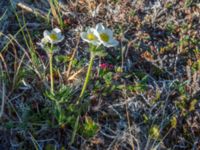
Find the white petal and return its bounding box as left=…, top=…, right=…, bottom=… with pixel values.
left=46, top=36, right=54, bottom=43
left=85, top=39, right=101, bottom=46
left=108, top=39, right=119, bottom=47
left=52, top=28, right=62, bottom=34
left=93, top=29, right=100, bottom=38
left=102, top=39, right=119, bottom=47
left=43, top=30, right=50, bottom=37
left=87, top=27, right=96, bottom=33
left=53, top=35, right=65, bottom=44
left=102, top=42, right=112, bottom=47
left=59, top=35, right=65, bottom=42
left=53, top=31, right=62, bottom=39
left=95, top=23, right=105, bottom=32
left=105, top=29, right=113, bottom=37
left=80, top=32, right=88, bottom=41
left=56, top=34, right=62, bottom=40
left=41, top=37, right=49, bottom=44
left=58, top=35, right=64, bottom=42
left=57, top=34, right=65, bottom=41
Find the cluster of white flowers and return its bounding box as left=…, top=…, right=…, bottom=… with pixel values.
left=39, top=23, right=118, bottom=49
left=81, top=23, right=119, bottom=47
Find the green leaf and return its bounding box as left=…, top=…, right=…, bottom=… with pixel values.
left=55, top=55, right=70, bottom=63
left=93, top=51, right=108, bottom=57
left=82, top=116, right=99, bottom=138
left=103, top=72, right=113, bottom=85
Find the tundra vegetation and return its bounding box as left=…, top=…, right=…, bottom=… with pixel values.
left=0, top=0, right=200, bottom=149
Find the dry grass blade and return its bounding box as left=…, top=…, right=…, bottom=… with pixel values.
left=48, top=0, right=59, bottom=20
left=68, top=67, right=85, bottom=81
left=17, top=2, right=49, bottom=19
left=66, top=37, right=80, bottom=78
left=0, top=62, right=6, bottom=118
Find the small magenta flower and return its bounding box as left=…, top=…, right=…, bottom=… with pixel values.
left=99, top=63, right=113, bottom=70
left=99, top=63, right=108, bottom=69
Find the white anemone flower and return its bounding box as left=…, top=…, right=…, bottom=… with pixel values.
left=94, top=23, right=119, bottom=47
left=42, top=28, right=64, bottom=45
left=80, top=28, right=101, bottom=46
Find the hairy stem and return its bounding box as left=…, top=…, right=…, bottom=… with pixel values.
left=49, top=45, right=54, bottom=94
left=78, top=53, right=94, bottom=103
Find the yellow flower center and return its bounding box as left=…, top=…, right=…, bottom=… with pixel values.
left=50, top=33, right=58, bottom=41
left=87, top=33, right=96, bottom=41
left=100, top=33, right=109, bottom=42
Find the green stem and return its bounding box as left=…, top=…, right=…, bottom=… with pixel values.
left=55, top=101, right=62, bottom=124
left=78, top=53, right=94, bottom=103
left=73, top=47, right=96, bottom=144
left=49, top=45, right=54, bottom=94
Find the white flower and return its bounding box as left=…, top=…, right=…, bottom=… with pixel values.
left=42, top=28, right=64, bottom=45
left=80, top=24, right=118, bottom=48
left=94, top=23, right=118, bottom=47
left=80, top=28, right=101, bottom=46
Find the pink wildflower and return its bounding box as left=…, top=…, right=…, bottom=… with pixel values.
left=99, top=63, right=113, bottom=70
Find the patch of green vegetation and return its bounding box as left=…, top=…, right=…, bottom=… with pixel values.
left=81, top=116, right=99, bottom=138
left=44, top=84, right=75, bottom=125
left=1, top=1, right=200, bottom=149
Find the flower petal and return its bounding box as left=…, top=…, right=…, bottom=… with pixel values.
left=43, top=30, right=50, bottom=37
left=93, top=29, right=100, bottom=38
left=87, top=27, right=96, bottom=33
left=108, top=39, right=119, bottom=47
left=51, top=35, right=64, bottom=44
left=102, top=39, right=119, bottom=47
left=81, top=32, right=88, bottom=41
left=52, top=28, right=62, bottom=34
left=41, top=37, right=49, bottom=44
left=102, top=42, right=112, bottom=47
left=46, top=36, right=54, bottom=43
left=95, top=23, right=105, bottom=32
left=105, top=29, right=113, bottom=38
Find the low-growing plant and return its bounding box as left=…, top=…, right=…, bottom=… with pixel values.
left=70, top=23, right=119, bottom=143
left=37, top=23, right=119, bottom=143
left=81, top=116, right=99, bottom=138
left=39, top=28, right=64, bottom=94
left=78, top=23, right=119, bottom=102
left=44, top=84, right=75, bottom=126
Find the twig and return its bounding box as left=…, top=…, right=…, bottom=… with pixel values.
left=66, top=36, right=80, bottom=78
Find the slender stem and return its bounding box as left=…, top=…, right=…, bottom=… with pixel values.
left=78, top=53, right=94, bottom=103
left=55, top=101, right=62, bottom=124
left=72, top=47, right=96, bottom=144
left=49, top=45, right=54, bottom=94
